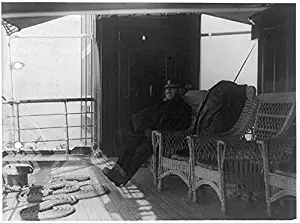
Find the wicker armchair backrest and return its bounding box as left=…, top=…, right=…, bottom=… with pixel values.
left=183, top=90, right=208, bottom=131
left=219, top=85, right=259, bottom=138
left=253, top=92, right=296, bottom=140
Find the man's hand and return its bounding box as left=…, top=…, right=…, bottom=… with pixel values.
left=144, top=128, right=153, bottom=139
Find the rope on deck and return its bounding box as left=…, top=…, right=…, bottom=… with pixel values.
left=16, top=174, right=109, bottom=220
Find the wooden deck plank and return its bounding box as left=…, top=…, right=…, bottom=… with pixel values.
left=8, top=200, right=27, bottom=221
left=134, top=167, right=290, bottom=220
left=161, top=175, right=224, bottom=219
left=3, top=157, right=295, bottom=221
left=91, top=158, right=191, bottom=219
left=84, top=163, right=124, bottom=220
left=57, top=213, right=77, bottom=221
left=137, top=167, right=261, bottom=220
left=2, top=192, right=29, bottom=221
left=3, top=154, right=83, bottom=162
left=116, top=183, right=162, bottom=220
left=84, top=197, right=111, bottom=221
left=90, top=158, right=138, bottom=220
left=89, top=169, right=125, bottom=220
left=132, top=170, right=202, bottom=219
left=114, top=184, right=151, bottom=220
left=3, top=193, right=16, bottom=212
left=126, top=181, right=181, bottom=220
left=74, top=160, right=113, bottom=221
left=130, top=178, right=184, bottom=220
left=98, top=157, right=209, bottom=220
left=2, top=193, right=19, bottom=221
left=92, top=157, right=187, bottom=220
left=137, top=165, right=267, bottom=220
left=96, top=194, right=124, bottom=221
left=55, top=158, right=114, bottom=221
left=90, top=158, right=139, bottom=220
left=68, top=184, right=89, bottom=219
left=95, top=159, right=158, bottom=220
left=136, top=168, right=207, bottom=217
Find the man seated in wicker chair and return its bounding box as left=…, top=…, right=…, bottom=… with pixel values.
left=102, top=79, right=193, bottom=186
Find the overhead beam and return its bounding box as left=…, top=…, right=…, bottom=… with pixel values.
left=2, top=3, right=269, bottom=19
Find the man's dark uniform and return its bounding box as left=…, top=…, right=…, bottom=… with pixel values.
left=107, top=85, right=192, bottom=186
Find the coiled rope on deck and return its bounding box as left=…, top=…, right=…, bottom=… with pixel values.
left=17, top=174, right=109, bottom=220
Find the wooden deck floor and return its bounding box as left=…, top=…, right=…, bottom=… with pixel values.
left=2, top=155, right=296, bottom=220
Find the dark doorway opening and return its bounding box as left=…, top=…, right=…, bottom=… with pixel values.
left=97, top=15, right=200, bottom=155
left=129, top=49, right=166, bottom=114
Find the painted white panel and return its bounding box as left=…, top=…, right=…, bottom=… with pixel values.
left=2, top=15, right=84, bottom=149
left=17, top=15, right=81, bottom=36
left=201, top=14, right=251, bottom=33
left=10, top=37, right=81, bottom=99
left=200, top=15, right=257, bottom=90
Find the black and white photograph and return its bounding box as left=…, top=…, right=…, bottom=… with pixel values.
left=1, top=1, right=296, bottom=220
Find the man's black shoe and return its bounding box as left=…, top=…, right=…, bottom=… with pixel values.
left=102, top=167, right=126, bottom=187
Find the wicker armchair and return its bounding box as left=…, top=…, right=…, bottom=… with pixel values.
left=253, top=92, right=296, bottom=217
left=149, top=90, right=208, bottom=192
left=216, top=92, right=296, bottom=216
left=259, top=137, right=296, bottom=217
left=186, top=86, right=259, bottom=214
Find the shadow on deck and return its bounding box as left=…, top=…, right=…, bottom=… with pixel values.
left=2, top=155, right=296, bottom=220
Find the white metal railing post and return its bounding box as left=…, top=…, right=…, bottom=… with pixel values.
left=80, top=15, right=84, bottom=144
left=84, top=15, right=88, bottom=146
left=90, top=15, right=95, bottom=148
left=16, top=102, right=21, bottom=142
left=63, top=100, right=70, bottom=154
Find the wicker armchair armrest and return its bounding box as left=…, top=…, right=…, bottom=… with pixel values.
left=187, top=135, right=244, bottom=162
left=155, top=129, right=192, bottom=137
left=186, top=135, right=241, bottom=172
left=187, top=136, right=261, bottom=175
left=256, top=137, right=295, bottom=153
left=152, top=129, right=193, bottom=157
left=216, top=137, right=295, bottom=172
left=256, top=137, right=296, bottom=172
left=218, top=139, right=261, bottom=161
left=189, top=134, right=244, bottom=143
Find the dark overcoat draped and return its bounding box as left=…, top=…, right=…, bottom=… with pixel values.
left=194, top=80, right=247, bottom=136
